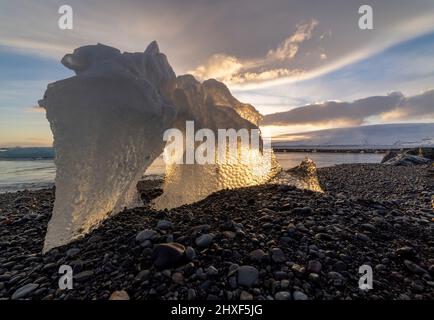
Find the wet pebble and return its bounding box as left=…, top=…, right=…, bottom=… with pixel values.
left=153, top=243, right=186, bottom=269
left=195, top=234, right=213, bottom=248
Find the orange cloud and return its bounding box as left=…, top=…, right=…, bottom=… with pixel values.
left=24, top=105, right=45, bottom=113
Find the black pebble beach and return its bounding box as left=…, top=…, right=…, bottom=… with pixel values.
left=0, top=164, right=433, bottom=300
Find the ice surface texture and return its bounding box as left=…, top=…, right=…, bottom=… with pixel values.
left=39, top=42, right=282, bottom=251
left=151, top=75, right=280, bottom=209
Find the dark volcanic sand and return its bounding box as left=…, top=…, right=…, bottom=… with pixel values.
left=0, top=164, right=433, bottom=300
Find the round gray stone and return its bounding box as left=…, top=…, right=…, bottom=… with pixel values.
left=237, top=265, right=259, bottom=287
left=195, top=234, right=213, bottom=248
left=157, top=220, right=173, bottom=230
left=12, top=283, right=39, bottom=300
left=293, top=290, right=308, bottom=300
left=136, top=229, right=157, bottom=242
left=275, top=291, right=291, bottom=300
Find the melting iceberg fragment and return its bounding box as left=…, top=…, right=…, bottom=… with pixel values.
left=39, top=41, right=311, bottom=252
left=40, top=42, right=177, bottom=252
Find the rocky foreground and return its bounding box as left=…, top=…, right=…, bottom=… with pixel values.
left=0, top=164, right=433, bottom=300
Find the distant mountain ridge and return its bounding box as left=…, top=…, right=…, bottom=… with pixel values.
left=271, top=123, right=434, bottom=148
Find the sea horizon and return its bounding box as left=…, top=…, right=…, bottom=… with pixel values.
left=0, top=149, right=385, bottom=194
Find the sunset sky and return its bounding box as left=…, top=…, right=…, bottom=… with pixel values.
left=1, top=0, right=434, bottom=146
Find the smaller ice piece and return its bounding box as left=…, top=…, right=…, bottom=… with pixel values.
left=151, top=75, right=281, bottom=209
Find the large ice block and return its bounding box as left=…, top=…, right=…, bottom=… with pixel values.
left=40, top=42, right=177, bottom=252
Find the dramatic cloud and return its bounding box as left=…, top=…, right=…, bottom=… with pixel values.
left=261, top=89, right=434, bottom=127
left=266, top=20, right=318, bottom=61
left=1, top=1, right=434, bottom=88
left=231, top=68, right=304, bottom=84
left=189, top=20, right=317, bottom=85
left=2, top=1, right=434, bottom=147
left=188, top=54, right=243, bottom=82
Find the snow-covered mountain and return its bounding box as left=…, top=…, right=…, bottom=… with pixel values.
left=271, top=123, right=434, bottom=148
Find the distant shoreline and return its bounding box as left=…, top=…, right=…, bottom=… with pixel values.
left=2, top=146, right=432, bottom=160
left=274, top=147, right=396, bottom=153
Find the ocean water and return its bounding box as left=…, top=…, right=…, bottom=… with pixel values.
left=0, top=152, right=384, bottom=193
left=0, top=160, right=56, bottom=193
left=275, top=152, right=384, bottom=169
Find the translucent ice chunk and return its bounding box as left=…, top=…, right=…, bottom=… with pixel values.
left=40, top=42, right=305, bottom=251
left=270, top=157, right=323, bottom=192
left=40, top=42, right=176, bottom=252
